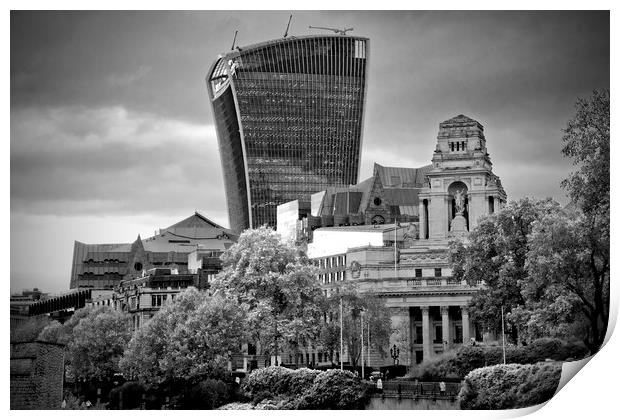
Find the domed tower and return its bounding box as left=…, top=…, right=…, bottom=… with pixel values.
left=418, top=115, right=507, bottom=240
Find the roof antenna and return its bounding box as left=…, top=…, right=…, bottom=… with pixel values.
left=231, top=30, right=238, bottom=50
left=283, top=14, right=293, bottom=38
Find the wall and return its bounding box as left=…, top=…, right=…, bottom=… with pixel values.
left=10, top=341, right=65, bottom=409
left=366, top=395, right=459, bottom=410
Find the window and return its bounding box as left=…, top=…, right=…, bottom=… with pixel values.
left=415, top=326, right=423, bottom=344
left=435, top=268, right=442, bottom=277
left=415, top=268, right=422, bottom=277
left=435, top=325, right=443, bottom=343
left=151, top=294, right=167, bottom=307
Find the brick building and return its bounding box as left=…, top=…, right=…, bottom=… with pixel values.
left=10, top=341, right=65, bottom=409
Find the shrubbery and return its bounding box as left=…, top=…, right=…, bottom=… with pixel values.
left=458, top=362, right=562, bottom=409
left=185, top=378, right=232, bottom=409
left=242, top=366, right=369, bottom=409
left=413, top=338, right=586, bottom=380
left=108, top=381, right=146, bottom=410
left=295, top=369, right=369, bottom=410
left=244, top=366, right=321, bottom=398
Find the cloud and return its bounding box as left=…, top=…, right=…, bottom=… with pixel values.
left=11, top=105, right=227, bottom=218
left=106, top=65, right=152, bottom=87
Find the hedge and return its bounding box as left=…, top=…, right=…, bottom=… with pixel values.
left=294, top=369, right=370, bottom=410
left=458, top=362, right=562, bottom=409
left=414, top=338, right=586, bottom=381
left=243, top=366, right=321, bottom=399
left=242, top=366, right=370, bottom=409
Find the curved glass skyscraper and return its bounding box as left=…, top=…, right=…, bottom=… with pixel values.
left=206, top=35, right=369, bottom=232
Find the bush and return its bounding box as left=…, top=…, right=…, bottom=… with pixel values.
left=414, top=339, right=587, bottom=380
left=294, top=369, right=370, bottom=410
left=458, top=362, right=562, bottom=409
left=185, top=378, right=231, bottom=409
left=244, top=366, right=321, bottom=400
left=107, top=381, right=145, bottom=410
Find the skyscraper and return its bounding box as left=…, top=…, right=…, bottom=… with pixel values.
left=206, top=35, right=369, bottom=232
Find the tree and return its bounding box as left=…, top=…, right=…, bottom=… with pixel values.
left=450, top=198, right=561, bottom=343
left=212, top=226, right=325, bottom=364
left=561, top=88, right=609, bottom=218
left=320, top=283, right=392, bottom=367
left=119, top=287, right=247, bottom=386
left=554, top=88, right=610, bottom=352
left=10, top=316, right=53, bottom=342
left=68, top=306, right=132, bottom=381
left=525, top=209, right=608, bottom=352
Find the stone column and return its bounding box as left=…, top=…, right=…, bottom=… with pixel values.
left=418, top=201, right=427, bottom=239
left=461, top=306, right=470, bottom=344
left=444, top=196, right=451, bottom=236
left=441, top=306, right=451, bottom=351
left=421, top=306, right=432, bottom=361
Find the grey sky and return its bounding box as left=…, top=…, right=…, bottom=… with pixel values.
left=10, top=11, right=609, bottom=294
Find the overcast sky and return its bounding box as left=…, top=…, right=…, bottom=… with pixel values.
left=10, top=10, right=609, bottom=294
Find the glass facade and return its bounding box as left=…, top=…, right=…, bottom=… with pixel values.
left=207, top=35, right=369, bottom=232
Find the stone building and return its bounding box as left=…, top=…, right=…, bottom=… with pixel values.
left=70, top=212, right=236, bottom=290
left=278, top=114, right=506, bottom=367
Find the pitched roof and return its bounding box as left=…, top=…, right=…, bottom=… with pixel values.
left=439, top=114, right=483, bottom=130
left=164, top=212, right=225, bottom=231
left=374, top=163, right=432, bottom=188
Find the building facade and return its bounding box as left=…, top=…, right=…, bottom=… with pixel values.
left=278, top=114, right=507, bottom=367
left=70, top=212, right=236, bottom=290
left=207, top=35, right=369, bottom=232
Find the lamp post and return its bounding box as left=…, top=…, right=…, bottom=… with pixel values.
left=390, top=344, right=400, bottom=366
left=360, top=310, right=364, bottom=379
left=340, top=296, right=344, bottom=370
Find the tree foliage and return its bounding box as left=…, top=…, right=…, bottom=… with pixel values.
left=561, top=88, right=609, bottom=217
left=319, top=283, right=392, bottom=367
left=526, top=207, right=609, bottom=352
left=451, top=90, right=609, bottom=352
left=212, top=226, right=325, bottom=362
left=11, top=316, right=53, bottom=342
left=67, top=306, right=132, bottom=380
left=450, top=197, right=560, bottom=342
left=119, top=287, right=247, bottom=386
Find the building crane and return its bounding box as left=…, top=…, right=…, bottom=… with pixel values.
left=308, top=26, right=354, bottom=35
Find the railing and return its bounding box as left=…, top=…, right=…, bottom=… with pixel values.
left=405, top=278, right=465, bottom=287
left=375, top=380, right=461, bottom=399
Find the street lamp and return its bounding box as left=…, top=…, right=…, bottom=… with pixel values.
left=390, top=344, right=399, bottom=366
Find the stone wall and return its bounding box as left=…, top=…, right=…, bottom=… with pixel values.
left=366, top=395, right=459, bottom=410
left=10, top=341, right=65, bottom=410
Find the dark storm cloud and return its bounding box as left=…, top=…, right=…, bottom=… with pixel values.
left=10, top=106, right=225, bottom=216
left=9, top=11, right=609, bottom=293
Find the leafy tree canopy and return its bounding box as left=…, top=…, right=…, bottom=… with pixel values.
left=450, top=197, right=560, bottom=342
left=212, top=226, right=325, bottom=361
left=320, top=283, right=392, bottom=367
left=119, top=287, right=247, bottom=386
left=67, top=306, right=132, bottom=381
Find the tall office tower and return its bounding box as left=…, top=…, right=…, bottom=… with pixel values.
left=207, top=35, right=369, bottom=233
